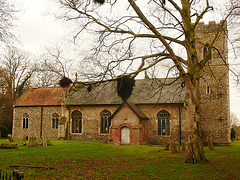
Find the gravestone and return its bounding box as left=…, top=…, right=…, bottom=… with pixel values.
left=164, top=143, right=170, bottom=150
left=181, top=141, right=186, bottom=151
left=160, top=137, right=166, bottom=147
left=207, top=136, right=214, bottom=151
left=17, top=136, right=22, bottom=141
left=46, top=137, right=52, bottom=146
left=37, top=137, right=43, bottom=146
left=28, top=137, right=37, bottom=148
left=8, top=134, right=14, bottom=142
left=22, top=136, right=27, bottom=146
left=177, top=142, right=180, bottom=153
left=170, top=141, right=178, bottom=154
left=42, top=136, right=47, bottom=147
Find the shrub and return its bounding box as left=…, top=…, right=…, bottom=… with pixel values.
left=0, top=125, right=9, bottom=138
left=231, top=128, right=236, bottom=141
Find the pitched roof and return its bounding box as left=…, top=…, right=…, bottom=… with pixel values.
left=15, top=87, right=64, bottom=107
left=67, top=78, right=185, bottom=105
left=111, top=101, right=149, bottom=120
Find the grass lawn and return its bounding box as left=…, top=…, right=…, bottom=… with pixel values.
left=0, top=139, right=240, bottom=179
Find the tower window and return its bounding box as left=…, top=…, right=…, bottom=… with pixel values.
left=203, top=45, right=212, bottom=62
left=206, top=85, right=211, bottom=94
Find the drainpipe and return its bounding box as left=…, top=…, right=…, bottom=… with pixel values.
left=40, top=106, right=43, bottom=138
left=179, top=106, right=182, bottom=146
left=66, top=106, right=71, bottom=140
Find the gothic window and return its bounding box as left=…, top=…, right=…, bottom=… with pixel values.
left=71, top=110, right=82, bottom=133
left=157, top=110, right=170, bottom=136
left=100, top=110, right=111, bottom=134
left=52, top=113, right=59, bottom=129
left=203, top=45, right=212, bottom=61
left=23, top=113, right=29, bottom=129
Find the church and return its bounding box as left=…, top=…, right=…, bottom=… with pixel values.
left=12, top=21, right=231, bottom=146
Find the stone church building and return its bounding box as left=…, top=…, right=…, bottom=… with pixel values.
left=12, top=21, right=230, bottom=146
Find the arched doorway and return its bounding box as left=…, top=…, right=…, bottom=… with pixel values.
left=121, top=127, right=130, bottom=144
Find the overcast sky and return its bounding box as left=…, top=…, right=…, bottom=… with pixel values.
left=10, top=0, right=240, bottom=121
left=12, top=0, right=66, bottom=55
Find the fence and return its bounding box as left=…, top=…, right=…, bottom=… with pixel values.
left=0, top=170, right=24, bottom=180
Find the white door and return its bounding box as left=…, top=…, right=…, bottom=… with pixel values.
left=121, top=127, right=130, bottom=144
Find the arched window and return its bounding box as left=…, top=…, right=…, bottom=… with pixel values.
left=23, top=113, right=29, bottom=129
left=71, top=110, right=82, bottom=133
left=157, top=110, right=170, bottom=136
left=203, top=45, right=212, bottom=61
left=52, top=113, right=59, bottom=129
left=100, top=110, right=111, bottom=134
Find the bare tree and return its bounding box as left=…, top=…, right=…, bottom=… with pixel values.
left=230, top=112, right=240, bottom=127
left=0, top=46, right=33, bottom=101
left=0, top=0, right=16, bottom=45
left=57, top=0, right=239, bottom=163
left=0, top=46, right=33, bottom=134
left=32, top=47, right=75, bottom=87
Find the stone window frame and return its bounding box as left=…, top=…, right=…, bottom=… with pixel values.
left=71, top=110, right=82, bottom=134
left=52, top=113, right=59, bottom=129
left=206, top=85, right=211, bottom=94
left=23, top=113, right=29, bottom=129
left=100, top=109, right=111, bottom=134
left=157, top=110, right=170, bottom=136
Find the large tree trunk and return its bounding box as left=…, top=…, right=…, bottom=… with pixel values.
left=184, top=87, right=208, bottom=163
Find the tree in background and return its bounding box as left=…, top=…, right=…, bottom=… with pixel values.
left=0, top=46, right=33, bottom=134
left=230, top=112, right=240, bottom=128
left=32, top=47, right=74, bottom=87
left=57, top=0, right=240, bottom=163
left=0, top=0, right=16, bottom=45
left=230, top=112, right=240, bottom=141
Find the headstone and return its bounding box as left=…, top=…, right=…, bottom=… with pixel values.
left=181, top=141, right=186, bottom=151
left=170, top=141, right=178, bottom=154
left=42, top=136, right=47, bottom=147
left=160, top=137, right=166, bottom=147
left=58, top=125, right=65, bottom=140
left=177, top=142, right=180, bottom=153
left=8, top=134, right=14, bottom=142
left=46, top=137, right=52, bottom=146
left=0, top=142, right=17, bottom=149
left=28, top=137, right=37, bottom=148
left=164, top=143, right=170, bottom=150
left=37, top=137, right=43, bottom=146
left=207, top=136, right=214, bottom=151
left=22, top=136, right=27, bottom=146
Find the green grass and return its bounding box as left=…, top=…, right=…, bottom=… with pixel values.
left=0, top=139, right=240, bottom=179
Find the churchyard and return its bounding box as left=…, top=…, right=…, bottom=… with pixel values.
left=0, top=139, right=240, bottom=179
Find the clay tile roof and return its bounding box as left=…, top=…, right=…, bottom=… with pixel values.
left=15, top=87, right=64, bottom=106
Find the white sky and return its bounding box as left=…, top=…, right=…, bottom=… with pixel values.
left=12, top=0, right=67, bottom=55
left=10, top=0, right=240, bottom=121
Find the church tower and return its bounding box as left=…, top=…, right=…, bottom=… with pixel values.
left=196, top=21, right=230, bottom=145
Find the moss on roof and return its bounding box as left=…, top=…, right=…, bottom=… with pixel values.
left=15, top=87, right=64, bottom=106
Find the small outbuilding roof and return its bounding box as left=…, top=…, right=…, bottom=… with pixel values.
left=15, top=87, right=64, bottom=107
left=111, top=101, right=149, bottom=120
